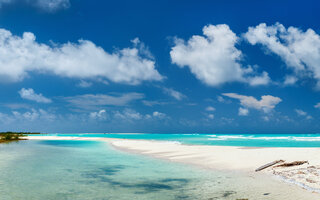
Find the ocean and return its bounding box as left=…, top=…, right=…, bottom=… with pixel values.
left=36, top=133, right=320, bottom=147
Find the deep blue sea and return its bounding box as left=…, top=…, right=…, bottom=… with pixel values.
left=37, top=133, right=320, bottom=147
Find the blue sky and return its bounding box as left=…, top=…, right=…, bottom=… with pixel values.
left=0, top=0, right=319, bottom=133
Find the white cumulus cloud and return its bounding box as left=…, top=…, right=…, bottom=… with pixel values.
left=89, top=109, right=107, bottom=120
left=247, top=71, right=271, bottom=86
left=244, top=23, right=320, bottom=88
left=170, top=24, right=270, bottom=86
left=315, top=103, right=320, bottom=109
left=238, top=107, right=249, bottom=116
left=114, top=109, right=142, bottom=120
left=222, top=93, right=282, bottom=113
left=19, top=88, right=52, bottom=103
left=114, top=109, right=167, bottom=121
left=0, top=29, right=163, bottom=85
left=12, top=108, right=55, bottom=121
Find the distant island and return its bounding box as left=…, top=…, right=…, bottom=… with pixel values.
left=0, top=132, right=41, bottom=143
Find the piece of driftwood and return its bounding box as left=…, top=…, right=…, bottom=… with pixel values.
left=273, top=161, right=308, bottom=168
left=255, top=160, right=285, bottom=172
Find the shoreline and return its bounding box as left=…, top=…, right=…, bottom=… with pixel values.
left=27, top=135, right=320, bottom=195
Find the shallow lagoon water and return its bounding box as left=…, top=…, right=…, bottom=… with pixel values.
left=0, top=139, right=318, bottom=200
left=0, top=140, right=237, bottom=200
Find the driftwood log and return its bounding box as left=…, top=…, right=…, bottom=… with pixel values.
left=273, top=161, right=308, bottom=168
left=255, top=160, right=285, bottom=172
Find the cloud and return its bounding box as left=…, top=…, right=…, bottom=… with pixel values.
left=114, top=109, right=142, bottom=120
left=113, top=108, right=169, bottom=121
left=262, top=116, right=270, bottom=121
left=77, top=80, right=92, bottom=88
left=0, top=112, right=14, bottom=124
left=207, top=114, right=214, bottom=119
left=0, top=0, right=70, bottom=12
left=295, top=109, right=307, bottom=116
left=0, top=29, right=163, bottom=85
left=3, top=103, right=30, bottom=109
left=315, top=103, right=320, bottom=109
left=19, top=88, right=52, bottom=103
left=205, top=106, right=215, bottom=111
left=142, top=100, right=169, bottom=107
left=247, top=71, right=271, bottom=86
left=216, top=95, right=232, bottom=104
left=295, top=109, right=312, bottom=120
left=12, top=110, right=38, bottom=121
left=238, top=107, right=249, bottom=116
left=217, top=96, right=225, bottom=103
left=65, top=93, right=144, bottom=109
left=162, top=87, right=186, bottom=100
left=244, top=23, right=320, bottom=88
left=152, top=111, right=166, bottom=119
left=0, top=108, right=56, bottom=125
left=113, top=109, right=168, bottom=121
left=222, top=93, right=282, bottom=113
left=170, top=24, right=270, bottom=86
left=220, top=117, right=234, bottom=124
left=12, top=108, right=56, bottom=121
left=89, top=109, right=107, bottom=120
left=284, top=75, right=298, bottom=85
left=33, top=0, right=70, bottom=12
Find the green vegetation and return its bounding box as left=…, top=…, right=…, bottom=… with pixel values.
left=0, top=132, right=40, bottom=143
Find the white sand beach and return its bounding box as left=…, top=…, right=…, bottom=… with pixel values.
left=28, top=136, right=320, bottom=197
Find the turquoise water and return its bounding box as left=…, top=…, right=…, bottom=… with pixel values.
left=37, top=133, right=320, bottom=147
left=1, top=139, right=319, bottom=199
left=0, top=140, right=238, bottom=200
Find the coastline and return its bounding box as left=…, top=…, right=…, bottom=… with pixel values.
left=27, top=135, right=320, bottom=196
